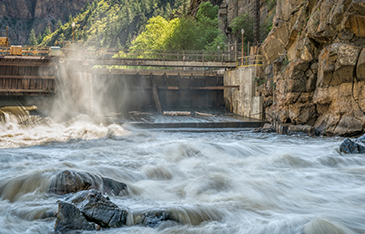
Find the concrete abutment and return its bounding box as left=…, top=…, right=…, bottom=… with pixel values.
left=224, top=67, right=264, bottom=120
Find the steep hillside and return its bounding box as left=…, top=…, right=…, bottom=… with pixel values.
left=259, top=0, right=365, bottom=136
left=0, top=0, right=90, bottom=44
left=39, top=0, right=180, bottom=48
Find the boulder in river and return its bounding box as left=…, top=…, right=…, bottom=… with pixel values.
left=66, top=189, right=129, bottom=228
left=340, top=135, right=365, bottom=154
left=48, top=170, right=127, bottom=196
left=55, top=189, right=129, bottom=232
left=54, top=201, right=96, bottom=234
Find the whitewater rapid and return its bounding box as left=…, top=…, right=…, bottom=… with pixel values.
left=0, top=118, right=364, bottom=234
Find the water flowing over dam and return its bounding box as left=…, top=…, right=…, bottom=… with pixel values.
left=0, top=115, right=365, bottom=233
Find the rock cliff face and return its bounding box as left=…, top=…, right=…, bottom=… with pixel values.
left=0, top=0, right=90, bottom=44
left=259, top=0, right=365, bottom=136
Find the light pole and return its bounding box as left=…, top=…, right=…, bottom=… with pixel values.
left=72, top=22, right=75, bottom=43
left=241, top=29, right=244, bottom=66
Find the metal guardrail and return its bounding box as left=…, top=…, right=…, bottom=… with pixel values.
left=237, top=55, right=263, bottom=67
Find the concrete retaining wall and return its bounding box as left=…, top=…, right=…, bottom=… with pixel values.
left=224, top=67, right=263, bottom=120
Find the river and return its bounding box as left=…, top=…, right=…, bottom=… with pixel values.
left=0, top=116, right=365, bottom=234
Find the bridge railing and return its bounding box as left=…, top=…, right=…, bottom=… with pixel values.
left=236, top=55, right=263, bottom=67
left=62, top=48, right=238, bottom=62
left=0, top=46, right=50, bottom=56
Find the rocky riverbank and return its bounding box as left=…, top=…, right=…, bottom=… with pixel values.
left=259, top=0, right=365, bottom=136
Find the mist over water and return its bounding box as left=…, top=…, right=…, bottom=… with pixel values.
left=0, top=116, right=365, bottom=234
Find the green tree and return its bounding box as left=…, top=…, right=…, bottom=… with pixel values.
left=28, top=29, right=37, bottom=46
left=58, top=33, right=65, bottom=42
left=132, top=2, right=226, bottom=52
left=115, top=37, right=122, bottom=48
left=37, top=32, right=43, bottom=44
left=164, top=3, right=172, bottom=18
left=43, top=27, right=51, bottom=38
left=85, top=0, right=91, bottom=11
left=68, top=14, right=73, bottom=24
left=230, top=13, right=254, bottom=44
left=165, top=16, right=198, bottom=50
left=132, top=16, right=173, bottom=51
left=57, top=19, right=62, bottom=30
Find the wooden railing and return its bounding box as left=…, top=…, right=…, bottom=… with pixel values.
left=0, top=46, right=51, bottom=56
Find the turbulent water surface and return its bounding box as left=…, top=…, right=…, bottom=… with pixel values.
left=0, top=117, right=365, bottom=234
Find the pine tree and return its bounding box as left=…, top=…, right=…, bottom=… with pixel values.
left=85, top=0, right=91, bottom=11
left=125, top=33, right=132, bottom=48
left=115, top=37, right=122, bottom=48
left=57, top=19, right=62, bottom=30
left=37, top=32, right=43, bottom=44
left=165, top=3, right=172, bottom=18
left=28, top=29, right=37, bottom=46
left=43, top=27, right=51, bottom=38
left=58, top=33, right=65, bottom=42
left=68, top=14, right=73, bottom=24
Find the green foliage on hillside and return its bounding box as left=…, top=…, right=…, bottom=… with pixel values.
left=131, top=1, right=226, bottom=51
left=35, top=0, right=187, bottom=47
left=230, top=0, right=276, bottom=44
left=230, top=13, right=254, bottom=44
left=31, top=0, right=225, bottom=52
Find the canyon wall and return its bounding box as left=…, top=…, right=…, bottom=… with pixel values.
left=0, top=0, right=90, bottom=44
left=259, top=0, right=365, bottom=136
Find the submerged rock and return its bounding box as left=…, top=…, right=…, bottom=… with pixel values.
left=48, top=170, right=127, bottom=196
left=134, top=210, right=175, bottom=228
left=340, top=135, right=365, bottom=154
left=55, top=189, right=129, bottom=233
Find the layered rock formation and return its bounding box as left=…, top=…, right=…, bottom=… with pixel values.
left=259, top=0, right=365, bottom=136
left=0, top=0, right=90, bottom=44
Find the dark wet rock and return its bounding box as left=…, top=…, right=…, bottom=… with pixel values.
left=135, top=210, right=175, bottom=228
left=65, top=189, right=129, bottom=228
left=54, top=201, right=95, bottom=234
left=48, top=170, right=127, bottom=196
left=340, top=136, right=365, bottom=154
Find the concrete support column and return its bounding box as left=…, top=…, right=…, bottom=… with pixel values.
left=224, top=66, right=263, bottom=120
